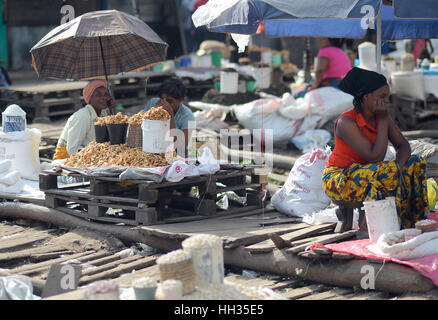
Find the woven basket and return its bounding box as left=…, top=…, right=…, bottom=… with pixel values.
left=126, top=124, right=143, bottom=148
left=158, top=258, right=196, bottom=295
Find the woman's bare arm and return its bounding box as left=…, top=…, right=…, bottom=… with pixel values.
left=388, top=116, right=411, bottom=169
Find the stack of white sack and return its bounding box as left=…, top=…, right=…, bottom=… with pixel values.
left=0, top=159, right=23, bottom=193
left=0, top=128, right=41, bottom=180
left=232, top=87, right=353, bottom=147
left=367, top=230, right=438, bottom=260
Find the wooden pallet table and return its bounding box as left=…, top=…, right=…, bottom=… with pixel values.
left=0, top=81, right=88, bottom=123
left=39, top=165, right=267, bottom=226
left=110, top=71, right=173, bottom=108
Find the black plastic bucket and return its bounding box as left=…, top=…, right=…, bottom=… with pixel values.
left=94, top=125, right=109, bottom=143
left=107, top=123, right=128, bottom=145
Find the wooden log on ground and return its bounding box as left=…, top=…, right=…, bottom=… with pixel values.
left=402, top=130, right=438, bottom=140
left=0, top=202, right=179, bottom=251
left=223, top=247, right=435, bottom=294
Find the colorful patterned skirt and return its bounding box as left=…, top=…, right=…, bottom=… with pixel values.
left=322, top=155, right=429, bottom=229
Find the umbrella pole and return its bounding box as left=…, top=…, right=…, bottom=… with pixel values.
left=376, top=3, right=382, bottom=73
left=99, top=36, right=115, bottom=115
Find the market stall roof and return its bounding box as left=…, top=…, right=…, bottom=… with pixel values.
left=192, top=0, right=380, bottom=37
left=393, top=0, right=438, bottom=19
left=193, top=0, right=438, bottom=40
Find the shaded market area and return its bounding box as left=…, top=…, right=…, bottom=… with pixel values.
left=1, top=0, right=438, bottom=302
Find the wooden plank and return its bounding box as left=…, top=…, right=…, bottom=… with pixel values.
left=10, top=251, right=98, bottom=276
left=0, top=245, right=72, bottom=262
left=0, top=231, right=51, bottom=251
left=12, top=251, right=112, bottom=276
left=265, top=279, right=301, bottom=290
left=45, top=188, right=139, bottom=204
left=81, top=255, right=140, bottom=277
left=244, top=223, right=336, bottom=253
left=79, top=255, right=158, bottom=285
left=224, top=274, right=279, bottom=289
left=137, top=212, right=311, bottom=249
left=45, top=194, right=139, bottom=211
left=351, top=291, right=390, bottom=300
left=56, top=207, right=139, bottom=226
left=298, top=287, right=353, bottom=300
left=30, top=251, right=75, bottom=262
left=281, top=284, right=329, bottom=300
left=285, top=230, right=358, bottom=254
left=0, top=224, right=26, bottom=237
left=82, top=254, right=122, bottom=267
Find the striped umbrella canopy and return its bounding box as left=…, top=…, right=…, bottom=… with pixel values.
left=30, top=10, right=168, bottom=81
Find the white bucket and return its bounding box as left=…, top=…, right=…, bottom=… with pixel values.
left=358, top=42, right=376, bottom=68
left=141, top=119, right=173, bottom=154
left=363, top=197, right=400, bottom=242
left=253, top=67, right=271, bottom=89
left=2, top=104, right=26, bottom=133
left=391, top=71, right=426, bottom=101
left=220, top=71, right=238, bottom=94
left=181, top=234, right=224, bottom=288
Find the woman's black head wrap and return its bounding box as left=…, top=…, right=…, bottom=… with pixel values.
left=338, top=67, right=388, bottom=112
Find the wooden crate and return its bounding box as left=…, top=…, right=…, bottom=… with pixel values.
left=39, top=165, right=267, bottom=226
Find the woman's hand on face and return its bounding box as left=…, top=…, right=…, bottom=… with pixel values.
left=374, top=98, right=389, bottom=120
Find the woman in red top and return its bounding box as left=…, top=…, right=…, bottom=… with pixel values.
left=322, top=67, right=428, bottom=229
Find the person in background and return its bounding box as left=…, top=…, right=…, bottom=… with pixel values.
left=53, top=80, right=115, bottom=160
left=295, top=38, right=351, bottom=98
left=144, top=77, right=195, bottom=156
left=322, top=67, right=428, bottom=229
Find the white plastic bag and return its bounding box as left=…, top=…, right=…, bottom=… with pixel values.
left=279, top=93, right=310, bottom=120
left=0, top=128, right=41, bottom=180
left=0, top=275, right=39, bottom=300
left=271, top=147, right=332, bottom=217
left=0, top=179, right=23, bottom=194
left=304, top=87, right=353, bottom=126
left=233, top=98, right=299, bottom=146
left=367, top=230, right=438, bottom=260
left=291, top=129, right=332, bottom=153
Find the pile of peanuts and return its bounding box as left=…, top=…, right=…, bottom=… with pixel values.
left=64, top=141, right=176, bottom=168
left=95, top=112, right=129, bottom=126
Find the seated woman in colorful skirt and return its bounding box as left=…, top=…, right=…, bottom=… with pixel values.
left=322, top=67, right=429, bottom=229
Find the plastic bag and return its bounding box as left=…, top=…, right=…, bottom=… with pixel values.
left=233, top=98, right=299, bottom=146
left=427, top=178, right=438, bottom=209
left=271, top=147, right=332, bottom=217
left=290, top=129, right=331, bottom=153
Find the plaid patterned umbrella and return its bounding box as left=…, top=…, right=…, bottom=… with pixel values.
left=30, top=10, right=168, bottom=80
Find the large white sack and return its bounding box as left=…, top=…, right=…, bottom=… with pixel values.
left=367, top=230, right=438, bottom=260
left=271, top=147, right=331, bottom=217
left=233, top=98, right=299, bottom=146
left=0, top=178, right=23, bottom=194
left=278, top=93, right=309, bottom=120
left=0, top=128, right=40, bottom=180
left=290, top=129, right=332, bottom=153
left=304, top=87, right=353, bottom=126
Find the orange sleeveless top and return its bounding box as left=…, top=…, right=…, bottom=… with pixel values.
left=326, top=108, right=379, bottom=168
